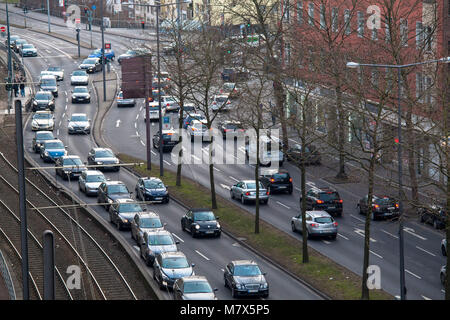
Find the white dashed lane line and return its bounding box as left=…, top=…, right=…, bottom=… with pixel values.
left=276, top=201, right=290, bottom=209
left=229, top=176, right=239, bottom=182
left=163, top=160, right=171, bottom=166
left=381, top=229, right=398, bottom=239
left=213, top=167, right=221, bottom=172
left=415, top=246, right=436, bottom=257
left=369, top=250, right=383, bottom=259
left=195, top=250, right=210, bottom=261
left=350, top=214, right=365, bottom=223
left=337, top=233, right=349, bottom=240
left=405, top=269, right=422, bottom=279
left=172, top=233, right=184, bottom=243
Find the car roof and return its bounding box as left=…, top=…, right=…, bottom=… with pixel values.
left=260, top=168, right=289, bottom=175
left=315, top=187, right=338, bottom=193
left=74, top=86, right=88, bottom=89
left=162, top=129, right=176, bottom=134
left=41, top=75, right=56, bottom=79
left=35, top=110, right=52, bottom=114
left=241, top=180, right=257, bottom=184
left=160, top=251, right=186, bottom=259
left=35, top=90, right=52, bottom=95
left=136, top=211, right=160, bottom=219
left=92, top=147, right=112, bottom=152
left=113, top=198, right=136, bottom=204
left=191, top=119, right=206, bottom=124
left=306, top=210, right=333, bottom=218
left=35, top=130, right=53, bottom=135
left=232, top=260, right=258, bottom=266
left=104, top=180, right=125, bottom=185
left=141, top=177, right=162, bottom=181
left=215, top=94, right=229, bottom=99
left=44, top=139, right=62, bottom=144
left=190, top=208, right=213, bottom=212
left=71, top=113, right=87, bottom=117
left=180, top=275, right=208, bottom=283
left=60, top=155, right=81, bottom=159
left=85, top=170, right=103, bottom=175
left=147, top=229, right=171, bottom=236
left=221, top=120, right=241, bottom=124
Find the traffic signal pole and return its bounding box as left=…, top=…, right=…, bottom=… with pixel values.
left=46, top=0, right=51, bottom=33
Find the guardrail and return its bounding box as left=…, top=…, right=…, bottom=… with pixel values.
left=0, top=249, right=16, bottom=300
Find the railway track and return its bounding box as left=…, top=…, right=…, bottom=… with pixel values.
left=0, top=152, right=138, bottom=300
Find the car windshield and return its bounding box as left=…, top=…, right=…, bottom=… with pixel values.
left=95, top=150, right=114, bottom=158
left=22, top=44, right=33, bottom=49
left=70, top=115, right=87, bottom=122
left=223, top=83, right=235, bottom=90
left=119, top=203, right=143, bottom=213
left=183, top=281, right=213, bottom=294
left=193, top=123, right=207, bottom=130
left=86, top=174, right=105, bottom=183
left=148, top=234, right=174, bottom=245
left=315, top=217, right=334, bottom=223
left=36, top=132, right=54, bottom=140
left=225, top=123, right=238, bottom=129
left=233, top=265, right=262, bottom=277
left=16, top=40, right=27, bottom=44
left=74, top=87, right=88, bottom=93
left=73, top=71, right=86, bottom=76
left=33, top=113, right=52, bottom=119
left=216, top=96, right=228, bottom=103
left=107, top=185, right=129, bottom=194
left=375, top=198, right=396, bottom=205
left=223, top=68, right=233, bottom=74
left=162, top=257, right=189, bottom=269
left=245, top=182, right=264, bottom=189
left=35, top=93, right=51, bottom=100
left=193, top=211, right=215, bottom=221
left=126, top=50, right=136, bottom=55
left=144, top=180, right=165, bottom=189
left=41, top=79, right=56, bottom=85
left=319, top=192, right=340, bottom=201
left=140, top=217, right=163, bottom=228
left=273, top=173, right=289, bottom=179
left=164, top=96, right=176, bottom=102
left=83, top=59, right=97, bottom=65
left=184, top=105, right=195, bottom=112
left=45, top=142, right=64, bottom=149
left=63, top=158, right=83, bottom=166
left=48, top=67, right=61, bottom=71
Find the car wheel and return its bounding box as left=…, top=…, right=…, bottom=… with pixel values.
left=330, top=234, right=337, bottom=240
left=87, top=99, right=91, bottom=103
left=291, top=222, right=296, bottom=232
left=231, top=287, right=237, bottom=298
left=262, top=293, right=269, bottom=298
left=442, top=245, right=447, bottom=257
left=117, top=221, right=122, bottom=231
left=224, top=277, right=229, bottom=288
left=153, top=270, right=157, bottom=280
left=181, top=221, right=185, bottom=232
left=305, top=229, right=310, bottom=239
left=358, top=204, right=363, bottom=215
left=441, top=272, right=446, bottom=286
left=419, top=214, right=425, bottom=223
left=241, top=196, right=246, bottom=205
left=288, top=187, right=293, bottom=194
left=190, top=226, right=197, bottom=238
left=230, top=191, right=234, bottom=199
left=262, top=199, right=268, bottom=205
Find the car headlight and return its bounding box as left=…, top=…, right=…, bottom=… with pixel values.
left=68, top=124, right=73, bottom=129
left=36, top=143, right=41, bottom=147
left=235, top=283, right=244, bottom=289
left=161, top=271, right=169, bottom=280
left=96, top=161, right=103, bottom=165
left=48, top=101, right=54, bottom=105
left=64, top=150, right=68, bottom=156
left=33, top=101, right=37, bottom=105
left=216, top=222, right=221, bottom=229
left=114, top=159, right=119, bottom=164
left=261, top=283, right=268, bottom=289
left=108, top=199, right=113, bottom=203
left=44, top=151, right=49, bottom=156
left=121, top=217, right=128, bottom=223
left=195, top=224, right=200, bottom=230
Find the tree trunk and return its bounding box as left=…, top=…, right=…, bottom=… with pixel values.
left=335, top=86, right=348, bottom=180
left=405, top=110, right=419, bottom=206
left=300, top=154, right=309, bottom=263
left=274, top=79, right=289, bottom=154
left=176, top=101, right=184, bottom=186
left=209, top=140, right=217, bottom=209
left=255, top=128, right=260, bottom=234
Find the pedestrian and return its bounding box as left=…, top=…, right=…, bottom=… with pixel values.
left=20, top=75, right=26, bottom=97
left=12, top=76, right=19, bottom=98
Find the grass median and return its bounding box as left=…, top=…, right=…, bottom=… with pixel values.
left=119, top=153, right=393, bottom=300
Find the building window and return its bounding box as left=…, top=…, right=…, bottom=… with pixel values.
left=332, top=7, right=338, bottom=32
left=284, top=1, right=290, bottom=23
left=424, top=26, right=433, bottom=51
left=371, top=70, right=378, bottom=88
left=308, top=2, right=314, bottom=26
left=357, top=11, right=364, bottom=37
left=297, top=1, right=303, bottom=25
left=424, top=76, right=433, bottom=104
left=416, top=72, right=423, bottom=102
left=385, top=68, right=393, bottom=93
left=385, top=18, right=390, bottom=42
left=344, top=9, right=350, bottom=35
left=285, top=43, right=291, bottom=65
left=320, top=4, right=325, bottom=29
left=400, top=19, right=408, bottom=46
left=416, top=21, right=423, bottom=48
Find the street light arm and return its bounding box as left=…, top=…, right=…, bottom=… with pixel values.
left=347, top=56, right=450, bottom=69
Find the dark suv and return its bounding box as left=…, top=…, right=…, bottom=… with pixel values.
left=301, top=187, right=343, bottom=217
left=97, top=181, right=132, bottom=210
left=153, top=130, right=179, bottom=152
left=358, top=195, right=399, bottom=221
left=259, top=169, right=293, bottom=194
left=418, top=204, right=447, bottom=229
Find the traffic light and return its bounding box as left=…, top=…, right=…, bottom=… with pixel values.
left=4, top=77, right=11, bottom=91
left=84, top=7, right=88, bottom=14
left=23, top=7, right=28, bottom=14
left=141, top=21, right=145, bottom=30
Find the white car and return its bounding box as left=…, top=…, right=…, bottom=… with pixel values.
left=68, top=113, right=91, bottom=134
left=210, top=94, right=232, bottom=112
left=31, top=111, right=54, bottom=131
left=70, top=70, right=89, bottom=85
left=46, top=66, right=64, bottom=81
left=187, top=119, right=211, bottom=141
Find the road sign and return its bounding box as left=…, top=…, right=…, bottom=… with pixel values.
left=91, top=5, right=96, bottom=10
left=75, top=18, right=80, bottom=24
left=1, top=26, right=5, bottom=32
left=163, top=116, right=171, bottom=129
left=105, top=43, right=111, bottom=49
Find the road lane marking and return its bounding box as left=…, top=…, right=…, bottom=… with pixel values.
left=172, top=233, right=184, bottom=243
left=229, top=176, right=239, bottom=182
left=322, top=240, right=331, bottom=244
left=163, top=160, right=171, bottom=166
left=405, top=269, right=422, bottom=279
left=404, top=227, right=427, bottom=241
left=133, top=245, right=139, bottom=251
left=421, top=295, right=432, bottom=300
left=220, top=184, right=231, bottom=190
left=369, top=250, right=383, bottom=259
left=140, top=140, right=145, bottom=146
left=151, top=151, right=157, bottom=156
left=116, top=119, right=121, bottom=127
left=136, top=114, right=139, bottom=120
left=134, top=122, right=137, bottom=128
left=276, top=201, right=291, bottom=209
left=337, top=233, right=349, bottom=240
left=213, top=167, right=220, bottom=172
left=350, top=214, right=366, bottom=223
left=135, top=131, right=139, bottom=137
left=66, top=98, right=68, bottom=103
left=65, top=105, right=67, bottom=110
left=381, top=229, right=399, bottom=239
left=195, top=250, right=210, bottom=261
left=416, top=246, right=436, bottom=257
left=354, top=228, right=376, bottom=242
left=56, top=129, right=59, bottom=135
left=295, top=187, right=301, bottom=192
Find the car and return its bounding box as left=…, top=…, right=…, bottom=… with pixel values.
left=181, top=208, right=221, bottom=238
left=32, top=130, right=54, bottom=153
left=70, top=70, right=89, bottom=85
left=246, top=135, right=284, bottom=167
left=32, top=91, right=55, bottom=112
left=13, top=39, right=27, bottom=52
left=131, top=212, right=165, bottom=245
left=135, top=177, right=169, bottom=203
left=89, top=48, right=115, bottom=61
left=97, top=181, right=131, bottom=210
left=79, top=57, right=102, bottom=73
left=151, top=79, right=170, bottom=91
left=116, top=90, right=136, bottom=107
left=441, top=265, right=447, bottom=286
left=230, top=180, right=269, bottom=205
left=31, top=110, right=54, bottom=131
left=210, top=94, right=232, bottom=112
left=71, top=86, right=91, bottom=103
left=160, top=96, right=179, bottom=112
left=55, top=155, right=87, bottom=180
left=180, top=103, right=196, bottom=115
left=358, top=195, right=400, bottom=221
left=418, top=204, right=447, bottom=229
left=109, top=198, right=146, bottom=231
left=149, top=89, right=165, bottom=102
left=223, top=260, right=268, bottom=298
left=39, top=75, right=58, bottom=97
left=6, top=35, right=20, bottom=48
left=78, top=170, right=106, bottom=196
left=67, top=113, right=91, bottom=134
left=442, top=239, right=447, bottom=256
left=117, top=49, right=137, bottom=64
left=218, top=120, right=245, bottom=139
left=153, top=129, right=179, bottom=152
left=87, top=147, right=120, bottom=171
left=18, top=43, right=37, bottom=57
left=39, top=70, right=54, bottom=80
left=153, top=251, right=194, bottom=289
left=173, top=276, right=218, bottom=300
left=259, top=168, right=293, bottom=194
left=220, top=82, right=240, bottom=99
left=163, top=42, right=177, bottom=55
left=301, top=187, right=343, bottom=217
left=140, top=230, right=179, bottom=266
left=187, top=120, right=211, bottom=142
left=291, top=210, right=338, bottom=239
left=40, top=139, right=67, bottom=162
left=286, top=143, right=321, bottom=165
left=45, top=66, right=64, bottom=81
left=183, top=113, right=205, bottom=129
left=221, top=67, right=249, bottom=82
left=144, top=102, right=160, bottom=121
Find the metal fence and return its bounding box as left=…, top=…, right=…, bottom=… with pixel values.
left=0, top=249, right=16, bottom=300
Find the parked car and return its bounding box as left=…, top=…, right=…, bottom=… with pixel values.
left=220, top=82, right=240, bottom=99
left=418, top=204, right=447, bottom=229
left=140, top=230, right=179, bottom=266
left=55, top=155, right=87, bottom=180
left=31, top=110, right=54, bottom=131
left=67, top=113, right=91, bottom=134
left=153, top=129, right=179, bottom=152
left=181, top=103, right=196, bottom=115
left=441, top=265, right=447, bottom=286
left=357, top=195, right=399, bottom=220
left=173, top=276, right=218, bottom=300
left=183, top=113, right=205, bottom=129
left=40, top=139, right=67, bottom=162
left=32, top=130, right=54, bottom=153
left=32, top=91, right=55, bottom=111
left=116, top=90, right=136, bottom=107
left=18, top=43, right=37, bottom=57
left=187, top=120, right=211, bottom=142
left=291, top=210, right=338, bottom=239
left=259, top=169, right=293, bottom=194
left=97, top=181, right=131, bottom=210
left=300, top=187, right=343, bottom=217
left=181, top=209, right=221, bottom=238
left=131, top=212, right=165, bottom=245
left=218, top=120, right=245, bottom=139
left=70, top=70, right=89, bottom=85
left=79, top=57, right=102, bottom=73
left=230, top=180, right=269, bottom=205
left=45, top=66, right=64, bottom=81
left=210, top=94, right=232, bottom=112
left=89, top=48, right=115, bottom=61
left=87, top=147, right=120, bottom=171
left=442, top=239, right=447, bottom=256
left=154, top=252, right=194, bottom=289
left=135, top=177, right=169, bottom=203
left=109, top=198, right=146, bottom=230
left=223, top=260, right=268, bottom=298
left=78, top=170, right=105, bottom=196
left=286, top=143, right=321, bottom=165
left=39, top=74, right=58, bottom=96
left=13, top=39, right=27, bottom=52
left=71, top=86, right=91, bottom=103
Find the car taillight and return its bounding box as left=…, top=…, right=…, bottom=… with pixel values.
left=245, top=192, right=250, bottom=196
left=316, top=199, right=324, bottom=204
left=289, top=178, right=293, bottom=182
left=310, top=223, right=319, bottom=228
left=270, top=178, right=275, bottom=183
left=224, top=129, right=230, bottom=132
left=266, top=191, right=269, bottom=195
left=338, top=199, right=343, bottom=203
left=213, top=102, right=217, bottom=105
left=227, top=101, right=231, bottom=104
left=395, top=203, right=399, bottom=208
left=373, top=204, right=379, bottom=208
left=333, top=222, right=338, bottom=227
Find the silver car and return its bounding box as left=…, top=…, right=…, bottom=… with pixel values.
left=230, top=180, right=269, bottom=205
left=173, top=276, right=218, bottom=300
left=46, top=66, right=64, bottom=81
left=131, top=211, right=165, bottom=245
left=140, top=230, right=179, bottom=266
left=70, top=70, right=89, bottom=85
left=68, top=113, right=90, bottom=134
left=78, top=170, right=105, bottom=196
left=291, top=210, right=338, bottom=239
left=442, top=239, right=447, bottom=256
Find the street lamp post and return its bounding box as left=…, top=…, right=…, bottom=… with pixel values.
left=347, top=56, right=450, bottom=300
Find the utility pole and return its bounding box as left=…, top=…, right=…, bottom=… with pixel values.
left=144, top=56, right=151, bottom=171
left=76, top=28, right=80, bottom=57
left=6, top=1, right=13, bottom=115
left=100, top=0, right=106, bottom=101
left=46, top=0, right=51, bottom=33
left=156, top=4, right=163, bottom=176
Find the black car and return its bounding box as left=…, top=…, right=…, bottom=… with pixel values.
left=358, top=195, right=399, bottom=221
left=109, top=198, right=145, bottom=230
left=301, top=187, right=343, bottom=217
left=79, top=58, right=103, bottom=73
left=260, top=169, right=293, bottom=194
left=6, top=35, right=19, bottom=48
left=55, top=155, right=87, bottom=180
left=97, top=181, right=132, bottom=210
left=13, top=39, right=27, bottom=53
left=32, top=91, right=55, bottom=111
left=221, top=67, right=249, bottom=82
left=218, top=120, right=245, bottom=139
left=71, top=86, right=91, bottom=103
left=32, top=130, right=54, bottom=153
left=153, top=130, right=179, bottom=152
left=87, top=147, right=120, bottom=171
left=418, top=204, right=447, bottom=229
left=181, top=209, right=221, bottom=238
left=224, top=260, right=269, bottom=298
left=286, top=143, right=321, bottom=165
left=135, top=177, right=169, bottom=203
